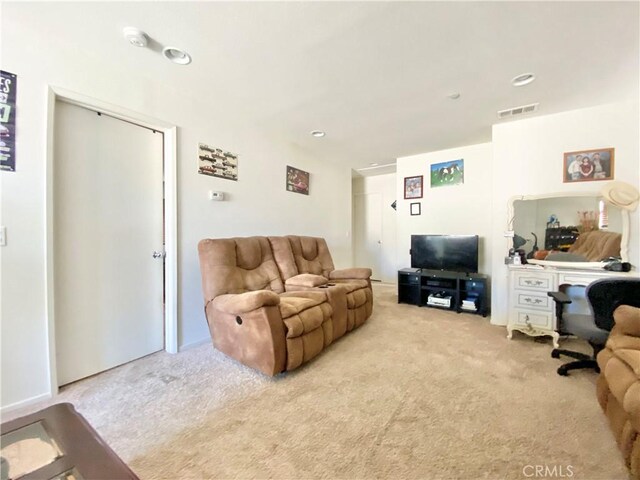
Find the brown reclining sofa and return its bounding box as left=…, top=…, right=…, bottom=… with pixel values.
left=198, top=235, right=373, bottom=376
left=597, top=304, right=640, bottom=479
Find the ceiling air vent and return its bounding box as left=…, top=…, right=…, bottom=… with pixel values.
left=497, top=102, right=539, bottom=119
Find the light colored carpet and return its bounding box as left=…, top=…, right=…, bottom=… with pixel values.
left=4, top=285, right=628, bottom=479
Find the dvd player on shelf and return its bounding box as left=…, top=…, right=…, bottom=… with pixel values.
left=427, top=293, right=452, bottom=307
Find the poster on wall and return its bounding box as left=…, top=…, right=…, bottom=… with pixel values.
left=197, top=143, right=238, bottom=181
left=0, top=71, right=17, bottom=172
left=430, top=159, right=464, bottom=188
left=286, top=165, right=309, bottom=195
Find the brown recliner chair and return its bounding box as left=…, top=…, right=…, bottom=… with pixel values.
left=198, top=237, right=334, bottom=376
left=269, top=235, right=373, bottom=336
left=597, top=303, right=640, bottom=479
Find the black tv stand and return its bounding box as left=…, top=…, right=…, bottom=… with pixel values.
left=397, top=268, right=489, bottom=317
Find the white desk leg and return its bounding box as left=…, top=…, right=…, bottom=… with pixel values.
left=507, top=326, right=513, bottom=340
left=551, top=331, right=560, bottom=349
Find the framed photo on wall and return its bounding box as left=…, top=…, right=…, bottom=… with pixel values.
left=410, top=202, right=421, bottom=216
left=286, top=165, right=310, bottom=195
left=430, top=159, right=464, bottom=188
left=563, top=148, right=614, bottom=183
left=404, top=176, right=423, bottom=199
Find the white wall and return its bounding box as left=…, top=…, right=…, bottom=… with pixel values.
left=352, top=173, right=397, bottom=283
left=490, top=101, right=640, bottom=325
left=1, top=13, right=352, bottom=410
left=396, top=143, right=494, bottom=276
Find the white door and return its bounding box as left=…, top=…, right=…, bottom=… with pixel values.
left=354, top=193, right=383, bottom=281
left=54, top=101, right=164, bottom=386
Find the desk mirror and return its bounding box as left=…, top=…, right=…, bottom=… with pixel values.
left=508, top=192, right=630, bottom=268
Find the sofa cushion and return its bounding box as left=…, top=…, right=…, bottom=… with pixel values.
left=198, top=237, right=285, bottom=299
left=280, top=297, right=331, bottom=339
left=346, top=288, right=369, bottom=309
left=285, top=274, right=328, bottom=288
left=329, top=268, right=372, bottom=280
left=330, top=279, right=368, bottom=293
left=286, top=236, right=335, bottom=278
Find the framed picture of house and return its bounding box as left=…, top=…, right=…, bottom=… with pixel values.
left=404, top=176, right=423, bottom=199
left=563, top=148, right=614, bottom=183
left=286, top=166, right=310, bottom=195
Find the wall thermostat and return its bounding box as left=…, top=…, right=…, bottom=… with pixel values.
left=209, top=191, right=224, bottom=201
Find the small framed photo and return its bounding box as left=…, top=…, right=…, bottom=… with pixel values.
left=286, top=165, right=310, bottom=195
left=404, top=176, right=423, bottom=199
left=563, top=148, right=614, bottom=183
left=410, top=202, right=421, bottom=216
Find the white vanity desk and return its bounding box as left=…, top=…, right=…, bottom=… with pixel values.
left=505, top=187, right=639, bottom=348
left=506, top=264, right=639, bottom=347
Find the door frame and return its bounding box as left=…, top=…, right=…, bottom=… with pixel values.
left=45, top=86, right=178, bottom=395
left=353, top=192, right=383, bottom=282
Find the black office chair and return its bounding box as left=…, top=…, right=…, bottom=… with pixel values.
left=548, top=278, right=640, bottom=376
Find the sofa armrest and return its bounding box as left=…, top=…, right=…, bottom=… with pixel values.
left=329, top=268, right=372, bottom=280
left=613, top=305, right=640, bottom=337
left=285, top=274, right=328, bottom=288
left=211, top=290, right=280, bottom=314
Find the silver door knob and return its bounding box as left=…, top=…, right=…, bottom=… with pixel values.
left=152, top=251, right=166, bottom=259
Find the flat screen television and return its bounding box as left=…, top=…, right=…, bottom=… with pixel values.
left=411, top=234, right=479, bottom=273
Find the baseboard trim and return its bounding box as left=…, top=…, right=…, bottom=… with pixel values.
left=179, top=337, right=210, bottom=352
left=1, top=392, right=52, bottom=416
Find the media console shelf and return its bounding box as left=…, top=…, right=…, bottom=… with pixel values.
left=398, top=268, right=489, bottom=317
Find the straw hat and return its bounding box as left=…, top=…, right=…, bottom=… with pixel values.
left=601, top=181, right=639, bottom=211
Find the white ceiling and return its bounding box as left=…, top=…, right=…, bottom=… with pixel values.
left=8, top=2, right=639, bottom=172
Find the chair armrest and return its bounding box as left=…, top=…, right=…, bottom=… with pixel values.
left=613, top=305, right=640, bottom=337
left=547, top=291, right=572, bottom=305
left=329, top=268, right=372, bottom=280
left=285, top=274, right=328, bottom=288
left=211, top=291, right=280, bottom=314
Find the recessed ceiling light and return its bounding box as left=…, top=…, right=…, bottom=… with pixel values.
left=447, top=93, right=461, bottom=100
left=123, top=27, right=148, bottom=48
left=512, top=73, right=535, bottom=87
left=163, top=46, right=192, bottom=65
left=310, top=130, right=325, bottom=138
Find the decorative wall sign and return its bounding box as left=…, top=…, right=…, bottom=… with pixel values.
left=286, top=165, right=309, bottom=195
left=197, top=143, right=238, bottom=181
left=563, top=148, right=614, bottom=183
left=410, top=202, right=421, bottom=216
left=430, top=159, right=464, bottom=187
left=0, top=71, right=17, bottom=172
left=404, top=175, right=423, bottom=199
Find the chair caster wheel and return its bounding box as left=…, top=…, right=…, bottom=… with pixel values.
left=557, top=367, right=569, bottom=376
left=551, top=350, right=561, bottom=359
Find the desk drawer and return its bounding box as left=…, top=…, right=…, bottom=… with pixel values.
left=513, top=309, right=553, bottom=329
left=558, top=272, right=600, bottom=287
left=512, top=290, right=552, bottom=311
left=513, top=271, right=555, bottom=291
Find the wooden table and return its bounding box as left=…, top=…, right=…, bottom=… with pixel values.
left=1, top=402, right=138, bottom=480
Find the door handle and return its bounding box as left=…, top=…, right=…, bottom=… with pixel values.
left=152, top=251, right=166, bottom=259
